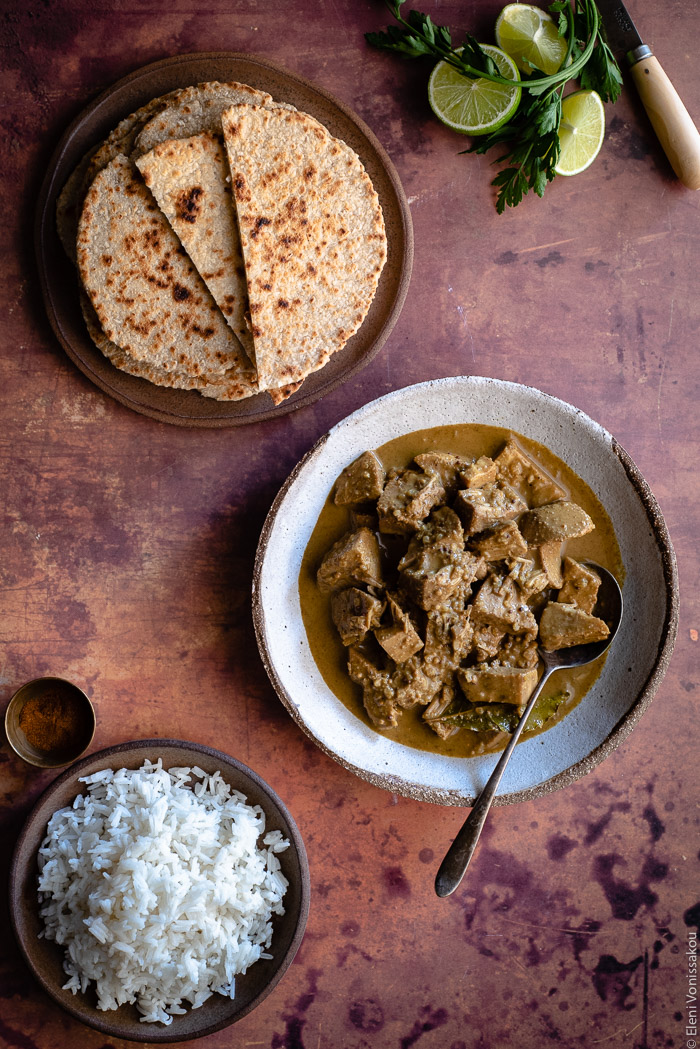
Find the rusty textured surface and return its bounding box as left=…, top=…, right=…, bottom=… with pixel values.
left=1, top=1, right=699, bottom=1047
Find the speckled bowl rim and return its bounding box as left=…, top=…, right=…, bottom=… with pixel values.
left=252, top=377, right=679, bottom=806
left=9, top=739, right=310, bottom=1041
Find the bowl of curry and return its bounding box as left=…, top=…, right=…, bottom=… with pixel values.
left=253, top=377, right=678, bottom=806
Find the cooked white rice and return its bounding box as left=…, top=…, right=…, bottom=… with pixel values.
left=36, top=759, right=289, bottom=1025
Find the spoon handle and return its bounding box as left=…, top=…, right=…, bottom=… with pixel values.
left=434, top=666, right=555, bottom=898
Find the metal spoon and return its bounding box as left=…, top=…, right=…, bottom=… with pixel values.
left=435, top=563, right=623, bottom=898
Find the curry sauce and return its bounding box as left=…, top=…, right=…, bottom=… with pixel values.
left=299, top=424, right=623, bottom=758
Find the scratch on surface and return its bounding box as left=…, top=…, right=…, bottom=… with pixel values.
left=509, top=238, right=576, bottom=255
left=456, top=305, right=476, bottom=364
left=405, top=180, right=459, bottom=208
left=636, top=231, right=670, bottom=245
left=667, top=296, right=675, bottom=342
left=656, top=354, right=667, bottom=439
left=496, top=915, right=599, bottom=936
left=590, top=1021, right=642, bottom=1043
left=138, top=461, right=177, bottom=483
left=509, top=954, right=528, bottom=973
left=0, top=583, right=44, bottom=595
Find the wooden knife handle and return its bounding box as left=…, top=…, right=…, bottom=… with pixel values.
left=630, top=54, right=700, bottom=190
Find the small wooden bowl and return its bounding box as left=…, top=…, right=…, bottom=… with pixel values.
left=10, top=739, right=310, bottom=1041
left=5, top=677, right=95, bottom=769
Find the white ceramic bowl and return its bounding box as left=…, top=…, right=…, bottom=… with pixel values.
left=253, top=378, right=678, bottom=806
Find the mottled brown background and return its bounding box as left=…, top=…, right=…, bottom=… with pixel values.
left=1, top=1, right=699, bottom=1047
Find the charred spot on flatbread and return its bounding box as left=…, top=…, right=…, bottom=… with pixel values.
left=175, top=186, right=205, bottom=223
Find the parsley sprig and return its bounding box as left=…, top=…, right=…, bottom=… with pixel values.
left=366, top=0, right=623, bottom=211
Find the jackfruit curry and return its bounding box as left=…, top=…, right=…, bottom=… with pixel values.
left=299, top=425, right=623, bottom=758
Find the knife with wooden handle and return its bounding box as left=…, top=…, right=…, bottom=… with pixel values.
left=596, top=0, right=700, bottom=189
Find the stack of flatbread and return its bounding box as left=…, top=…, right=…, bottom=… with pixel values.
left=57, top=81, right=387, bottom=405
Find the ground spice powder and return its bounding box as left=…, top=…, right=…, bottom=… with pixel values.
left=18, top=691, right=85, bottom=753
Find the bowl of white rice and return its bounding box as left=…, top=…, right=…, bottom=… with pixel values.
left=10, top=739, right=310, bottom=1041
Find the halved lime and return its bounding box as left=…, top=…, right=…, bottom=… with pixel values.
left=554, top=90, right=605, bottom=176
left=495, top=3, right=568, bottom=76
left=428, top=44, right=521, bottom=136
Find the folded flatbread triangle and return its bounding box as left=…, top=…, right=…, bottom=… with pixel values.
left=135, top=133, right=255, bottom=363
left=77, top=153, right=257, bottom=394
left=221, top=104, right=387, bottom=391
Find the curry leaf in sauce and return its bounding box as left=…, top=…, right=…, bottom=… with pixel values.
left=427, top=690, right=567, bottom=735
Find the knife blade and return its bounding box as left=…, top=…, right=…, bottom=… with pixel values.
left=597, top=0, right=647, bottom=63
left=596, top=0, right=700, bottom=189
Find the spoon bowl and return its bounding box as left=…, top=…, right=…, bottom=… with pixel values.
left=538, top=563, right=623, bottom=672
left=435, top=563, right=623, bottom=898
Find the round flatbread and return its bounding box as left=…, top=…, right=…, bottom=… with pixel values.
left=221, top=104, right=387, bottom=391
left=56, top=92, right=180, bottom=265
left=55, top=146, right=99, bottom=265
left=57, top=80, right=382, bottom=410
left=84, top=93, right=179, bottom=188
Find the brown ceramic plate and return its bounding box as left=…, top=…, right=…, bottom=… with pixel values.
left=35, top=52, right=413, bottom=427
left=10, top=739, right=310, bottom=1041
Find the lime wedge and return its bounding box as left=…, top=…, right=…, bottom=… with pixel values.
left=554, top=90, right=605, bottom=176
left=428, top=45, right=521, bottom=136
left=495, top=3, right=568, bottom=76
